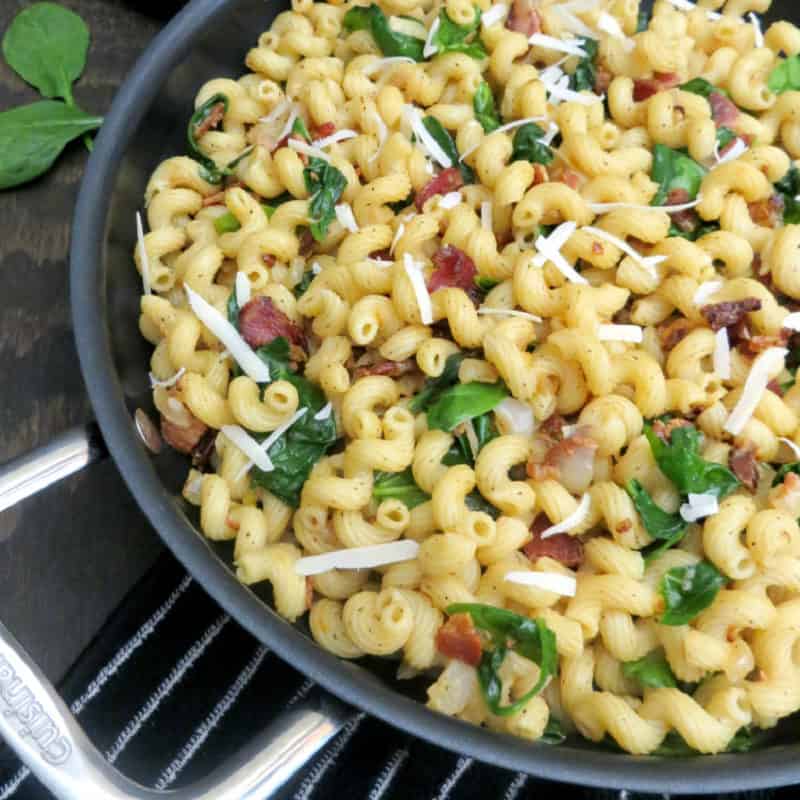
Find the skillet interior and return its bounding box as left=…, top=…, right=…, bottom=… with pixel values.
left=70, top=0, right=800, bottom=791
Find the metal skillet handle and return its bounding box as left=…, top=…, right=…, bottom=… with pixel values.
left=0, top=425, right=350, bottom=799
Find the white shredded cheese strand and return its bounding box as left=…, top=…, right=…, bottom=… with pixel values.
left=663, top=0, right=720, bottom=19
left=582, top=226, right=666, bottom=279
left=541, top=121, right=560, bottom=145
left=494, top=398, right=535, bottom=437
left=368, top=258, right=394, bottom=268
left=437, top=191, right=462, bottom=210
left=504, top=571, right=577, bottom=597
left=222, top=425, right=274, bottom=473
left=149, top=367, right=185, bottom=389
left=136, top=211, right=151, bottom=295
left=335, top=203, right=359, bottom=233
left=533, top=221, right=587, bottom=284
left=538, top=58, right=569, bottom=87
left=312, top=129, right=358, bottom=149
left=477, top=308, right=543, bottom=322
left=459, top=117, right=549, bottom=162
left=714, top=327, right=731, bottom=380
left=748, top=12, right=764, bottom=47
left=529, top=33, right=588, bottom=57
left=275, top=107, right=299, bottom=143
left=783, top=311, right=800, bottom=331
left=547, top=74, right=603, bottom=105
left=714, top=136, right=748, bottom=166
left=541, top=493, right=592, bottom=539
left=235, top=272, right=251, bottom=308
left=597, top=324, right=643, bottom=343
left=260, top=100, right=291, bottom=124
left=480, top=200, right=493, bottom=231
left=236, top=407, right=309, bottom=481
left=724, top=347, right=788, bottom=435
left=288, top=139, right=331, bottom=162
left=314, top=402, right=333, bottom=421
left=363, top=56, right=416, bottom=77
left=553, top=6, right=597, bottom=38
left=481, top=3, right=508, bottom=27
left=779, top=437, right=800, bottom=459
left=404, top=253, right=433, bottom=325
left=295, top=540, right=420, bottom=576
left=597, top=11, right=634, bottom=48
left=423, top=16, right=441, bottom=58
left=693, top=280, right=724, bottom=306
left=403, top=105, right=451, bottom=168
left=463, top=419, right=479, bottom=459
left=680, top=492, right=719, bottom=523
left=391, top=223, right=405, bottom=255
left=588, top=197, right=703, bottom=214
left=185, top=286, right=270, bottom=383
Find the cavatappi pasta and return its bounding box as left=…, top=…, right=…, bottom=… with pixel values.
left=137, top=0, right=800, bottom=755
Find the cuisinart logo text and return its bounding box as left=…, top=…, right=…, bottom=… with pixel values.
left=0, top=655, right=71, bottom=764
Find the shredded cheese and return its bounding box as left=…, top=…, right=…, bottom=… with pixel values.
left=480, top=200, right=493, bottom=231
left=553, top=5, right=596, bottom=38
left=423, top=16, right=441, bottom=58
left=235, top=407, right=309, bottom=480
left=533, top=221, right=587, bottom=284
left=463, top=419, right=479, bottom=459
left=714, top=327, right=731, bottom=380
left=260, top=99, right=291, bottom=125
left=403, top=253, right=433, bottom=324
left=313, top=129, right=358, bottom=149
left=783, top=311, right=800, bottom=331
left=528, top=33, right=588, bottom=57
left=714, top=136, right=748, bottom=166
left=368, top=258, right=394, bottom=268
left=235, top=272, right=251, bottom=308
left=504, top=571, right=577, bottom=597
left=693, top=280, right=724, bottom=306
left=136, top=211, right=151, bottom=295
left=185, top=286, right=270, bottom=383
left=589, top=197, right=703, bottom=214
left=335, top=203, right=359, bottom=233
left=391, top=223, right=405, bottom=255
left=403, top=105, right=451, bottom=168
left=149, top=367, right=185, bottom=389
left=276, top=106, right=299, bottom=143
left=663, top=0, right=721, bottom=19
left=680, top=492, right=719, bottom=523
left=295, top=540, right=420, bottom=576
left=748, top=12, right=764, bottom=47
left=494, top=398, right=535, bottom=437
left=477, top=308, right=542, bottom=322
left=597, top=324, right=644, bottom=343
left=724, top=347, right=788, bottom=435
left=540, top=493, right=592, bottom=539
left=222, top=425, right=274, bottom=473
left=314, top=402, right=333, bottom=421
left=541, top=121, right=560, bottom=145
left=779, top=437, right=800, bottom=459
left=288, top=139, right=331, bottom=162
left=547, top=74, right=604, bottom=105
left=597, top=12, right=635, bottom=50
left=582, top=226, right=666, bottom=279
left=437, top=191, right=462, bottom=210
left=311, top=261, right=323, bottom=275
left=538, top=59, right=569, bottom=88
left=362, top=56, right=416, bottom=77
left=481, top=3, right=508, bottom=27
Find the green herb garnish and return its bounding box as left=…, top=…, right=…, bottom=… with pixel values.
left=343, top=4, right=425, bottom=61
left=426, top=381, right=508, bottom=432
left=626, top=479, right=688, bottom=563
left=510, top=123, right=554, bottom=166
left=473, top=81, right=501, bottom=132
left=409, top=352, right=466, bottom=413
left=422, top=116, right=475, bottom=183
left=622, top=651, right=678, bottom=689
left=373, top=467, right=430, bottom=509
left=570, top=38, right=598, bottom=92
left=303, top=157, right=348, bottom=241
left=650, top=144, right=707, bottom=206
left=768, top=54, right=800, bottom=95
left=659, top=561, right=726, bottom=625
left=680, top=78, right=728, bottom=99
left=775, top=165, right=800, bottom=224
left=430, top=7, right=487, bottom=60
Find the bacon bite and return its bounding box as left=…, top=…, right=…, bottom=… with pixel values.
left=428, top=245, right=478, bottom=296
left=523, top=514, right=584, bottom=568
left=415, top=167, right=463, bottom=211
left=436, top=613, right=482, bottom=666
left=506, top=0, right=541, bottom=36
left=238, top=296, right=307, bottom=350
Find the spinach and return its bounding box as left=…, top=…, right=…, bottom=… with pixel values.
left=636, top=6, right=651, bottom=32
left=768, top=55, right=800, bottom=95
left=653, top=727, right=770, bottom=756
left=430, top=7, right=487, bottom=60
left=343, top=4, right=425, bottom=61
left=775, top=165, right=800, bottom=224
left=659, top=561, right=726, bottom=625
left=668, top=220, right=719, bottom=242
left=541, top=716, right=566, bottom=745
left=0, top=101, right=102, bottom=189
left=473, top=81, right=501, bottom=132
left=291, top=116, right=311, bottom=142
left=650, top=144, right=707, bottom=206
left=422, top=116, right=475, bottom=184
left=644, top=424, right=739, bottom=499
left=187, top=93, right=229, bottom=183
left=248, top=338, right=337, bottom=506
left=213, top=198, right=286, bottom=235
left=622, top=651, right=678, bottom=689
left=716, top=126, right=736, bottom=151
left=475, top=276, right=499, bottom=293
left=426, top=381, right=508, bottom=432
left=772, top=461, right=800, bottom=486
left=446, top=604, right=557, bottom=716
left=570, top=38, right=598, bottom=92
left=373, top=467, right=430, bottom=509
left=294, top=270, right=316, bottom=298
left=304, top=157, right=348, bottom=241
left=510, top=123, right=554, bottom=166
left=227, top=290, right=240, bottom=328
left=626, top=479, right=688, bottom=562
left=680, top=78, right=729, bottom=99
left=409, top=351, right=465, bottom=412
left=443, top=412, right=498, bottom=465
left=465, top=490, right=501, bottom=519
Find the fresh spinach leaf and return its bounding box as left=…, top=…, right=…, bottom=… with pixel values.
left=409, top=351, right=466, bottom=412
left=213, top=197, right=287, bottom=235
left=426, top=381, right=508, bottom=432
left=343, top=4, right=425, bottom=61
left=443, top=412, right=498, bottom=465
left=473, top=81, right=501, bottom=132
left=510, top=123, right=554, bottom=166
left=636, top=6, right=651, bottom=32
left=373, top=467, right=430, bottom=509
left=465, top=490, right=501, bottom=519
left=627, top=479, right=688, bottom=559
left=388, top=190, right=415, bottom=213
left=292, top=116, right=311, bottom=142
left=680, top=78, right=729, bottom=99
left=431, top=7, right=487, bottom=59
left=541, top=716, right=566, bottom=744
left=294, top=270, right=316, bottom=298
left=303, top=157, right=348, bottom=241
left=716, top=126, right=736, bottom=151
left=644, top=424, right=739, bottom=498
left=772, top=461, right=800, bottom=486
left=768, top=55, right=800, bottom=95
left=475, top=275, right=499, bottom=293
left=0, top=100, right=102, bottom=189
left=422, top=116, right=475, bottom=184
left=622, top=651, right=678, bottom=689
left=570, top=38, right=598, bottom=92
left=447, top=603, right=557, bottom=716
left=650, top=143, right=706, bottom=206
left=187, top=93, right=229, bottom=183
left=775, top=165, right=800, bottom=224
left=659, top=561, right=726, bottom=625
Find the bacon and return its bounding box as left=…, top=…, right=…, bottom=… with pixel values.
left=523, top=514, right=584, bottom=568
left=709, top=91, right=739, bottom=126
left=194, top=102, right=226, bottom=139
left=651, top=417, right=691, bottom=443
left=527, top=463, right=560, bottom=481
left=415, top=167, right=464, bottom=211
left=238, top=296, right=307, bottom=350
left=369, top=248, right=392, bottom=261
left=540, top=413, right=566, bottom=440
left=659, top=317, right=694, bottom=351
left=632, top=72, right=680, bottom=102
left=428, top=245, right=478, bottom=297
left=506, top=0, right=541, bottom=36
left=191, top=429, right=217, bottom=468
left=748, top=194, right=785, bottom=228
left=768, top=378, right=784, bottom=396
left=312, top=121, right=336, bottom=140
left=532, top=163, right=549, bottom=185
left=729, top=443, right=759, bottom=492
left=665, top=187, right=699, bottom=232
left=436, top=613, right=482, bottom=666
left=701, top=297, right=762, bottom=331
left=299, top=228, right=315, bottom=256
left=161, top=414, right=209, bottom=455
left=262, top=253, right=276, bottom=267
left=558, top=169, right=581, bottom=190
left=738, top=328, right=791, bottom=356
left=354, top=358, right=416, bottom=379
left=591, top=241, right=604, bottom=255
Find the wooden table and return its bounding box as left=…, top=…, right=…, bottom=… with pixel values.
left=0, top=0, right=180, bottom=683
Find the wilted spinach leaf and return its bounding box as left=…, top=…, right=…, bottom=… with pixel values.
left=304, top=157, right=348, bottom=241
left=343, top=4, right=425, bottom=61
left=473, top=81, right=501, bottom=132
left=422, top=116, right=475, bottom=184
left=373, top=467, right=430, bottom=509
left=659, top=561, right=726, bottom=625
left=430, top=7, right=487, bottom=59
left=510, top=123, right=554, bottom=166
left=623, top=651, right=678, bottom=689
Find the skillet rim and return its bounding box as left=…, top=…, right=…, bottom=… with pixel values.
left=69, top=0, right=800, bottom=791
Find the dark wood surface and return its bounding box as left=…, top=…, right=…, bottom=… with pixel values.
left=0, top=0, right=180, bottom=683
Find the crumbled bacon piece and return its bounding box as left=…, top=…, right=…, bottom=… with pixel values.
left=369, top=248, right=392, bottom=261
left=415, top=167, right=464, bottom=211
left=540, top=413, right=566, bottom=440
left=709, top=91, right=739, bottom=126
left=557, top=169, right=581, bottom=190
left=427, top=245, right=478, bottom=300
left=594, top=66, right=613, bottom=95
left=651, top=417, right=691, bottom=443
left=591, top=241, right=604, bottom=255
left=312, top=122, right=336, bottom=140
left=193, top=102, right=226, bottom=139
left=748, top=194, right=785, bottom=228
left=632, top=72, right=681, bottom=102
left=523, top=514, right=584, bottom=568
left=659, top=317, right=694, bottom=351
left=527, top=463, right=560, bottom=481
left=299, top=228, right=315, bottom=256
left=532, top=163, right=549, bottom=185
left=191, top=429, right=217, bottom=468
left=506, top=0, right=541, bottom=36
left=665, top=187, right=699, bottom=232
left=701, top=298, right=762, bottom=331
left=202, top=190, right=226, bottom=207
left=616, top=519, right=633, bottom=534
left=738, top=328, right=791, bottom=356
left=161, top=414, right=209, bottom=455
left=768, top=378, right=784, bottom=396
left=354, top=358, right=416, bottom=379
left=729, top=443, right=759, bottom=492
left=436, top=613, right=482, bottom=666
left=238, top=296, right=307, bottom=350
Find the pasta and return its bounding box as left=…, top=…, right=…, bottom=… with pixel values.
left=136, top=0, right=800, bottom=755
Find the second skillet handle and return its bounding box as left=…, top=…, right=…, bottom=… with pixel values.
left=0, top=426, right=350, bottom=799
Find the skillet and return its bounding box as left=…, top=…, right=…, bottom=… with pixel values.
left=0, top=0, right=799, bottom=796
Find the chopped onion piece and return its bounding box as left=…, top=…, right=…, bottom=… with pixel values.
left=597, top=324, right=643, bottom=343
left=749, top=12, right=764, bottom=47
left=403, top=105, right=451, bottom=168
left=404, top=253, right=433, bottom=324
left=680, top=492, right=719, bottom=523
left=724, top=347, right=788, bottom=435
left=533, top=221, right=587, bottom=284
left=529, top=33, right=588, bottom=57
left=589, top=196, right=703, bottom=214
left=540, top=493, right=591, bottom=539
left=477, top=308, right=542, bottom=322
left=185, top=286, right=270, bottom=383
left=783, top=311, right=800, bottom=331
left=714, top=327, right=731, bottom=380
left=481, top=200, right=493, bottom=231
left=363, top=56, right=416, bottom=77
left=222, top=425, right=274, bottom=473
left=335, top=203, right=359, bottom=233
left=693, top=280, right=723, bottom=306
left=391, top=223, right=405, bottom=255
left=494, top=398, right=535, bottom=436
left=149, top=367, right=185, bottom=389
left=313, top=129, right=358, bottom=149
left=314, top=402, right=333, bottom=421
left=136, top=211, right=151, bottom=295
left=779, top=437, right=800, bottom=459
left=235, top=272, right=251, bottom=308
left=482, top=3, right=508, bottom=27
left=582, top=226, right=666, bottom=279
left=288, top=139, right=331, bottom=162
left=295, top=540, right=420, bottom=576
left=714, top=136, right=748, bottom=166
left=504, top=571, right=577, bottom=597
left=438, top=191, right=462, bottom=209
left=235, top=407, right=309, bottom=480
left=423, top=16, right=441, bottom=58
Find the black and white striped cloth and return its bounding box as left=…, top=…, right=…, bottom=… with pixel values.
left=0, top=553, right=790, bottom=800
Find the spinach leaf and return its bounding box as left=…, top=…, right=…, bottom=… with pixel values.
left=636, top=6, right=651, bottom=32
left=409, top=351, right=466, bottom=412
left=292, top=116, right=311, bottom=142
left=426, top=381, right=508, bottom=432
left=2, top=3, right=89, bottom=104
left=680, top=78, right=729, bottom=99
left=626, top=479, right=688, bottom=559
left=227, top=290, right=240, bottom=328
left=652, top=732, right=696, bottom=757
left=772, top=461, right=800, bottom=486
left=294, top=270, right=316, bottom=298
left=387, top=190, right=415, bottom=213
left=644, top=424, right=739, bottom=498
left=668, top=220, right=720, bottom=242
left=716, top=126, right=736, bottom=151
left=659, top=561, right=726, bottom=625
left=422, top=116, right=475, bottom=183
left=650, top=144, right=706, bottom=206
left=447, top=604, right=557, bottom=716
left=473, top=81, right=501, bottom=132
left=475, top=275, right=499, bottom=293
left=187, top=93, right=229, bottom=183
left=431, top=7, right=487, bottom=60
left=768, top=55, right=800, bottom=95
left=541, top=716, right=566, bottom=745
left=373, top=467, right=430, bottom=509
left=465, top=490, right=501, bottom=519
left=510, top=123, right=554, bottom=166
left=343, top=4, right=425, bottom=61
left=775, top=165, right=800, bottom=225
left=303, top=157, right=348, bottom=241
left=443, top=412, right=498, bottom=465
left=0, top=100, right=102, bottom=189
left=570, top=38, right=598, bottom=92
left=213, top=197, right=287, bottom=235
left=622, top=651, right=678, bottom=689
left=248, top=338, right=337, bottom=506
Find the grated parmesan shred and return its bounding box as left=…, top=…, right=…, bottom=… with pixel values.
left=504, top=571, right=577, bottom=597
left=403, top=253, right=433, bottom=324
left=724, top=347, right=788, bottom=435
left=540, top=493, right=592, bottom=539
left=295, top=540, right=420, bottom=575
